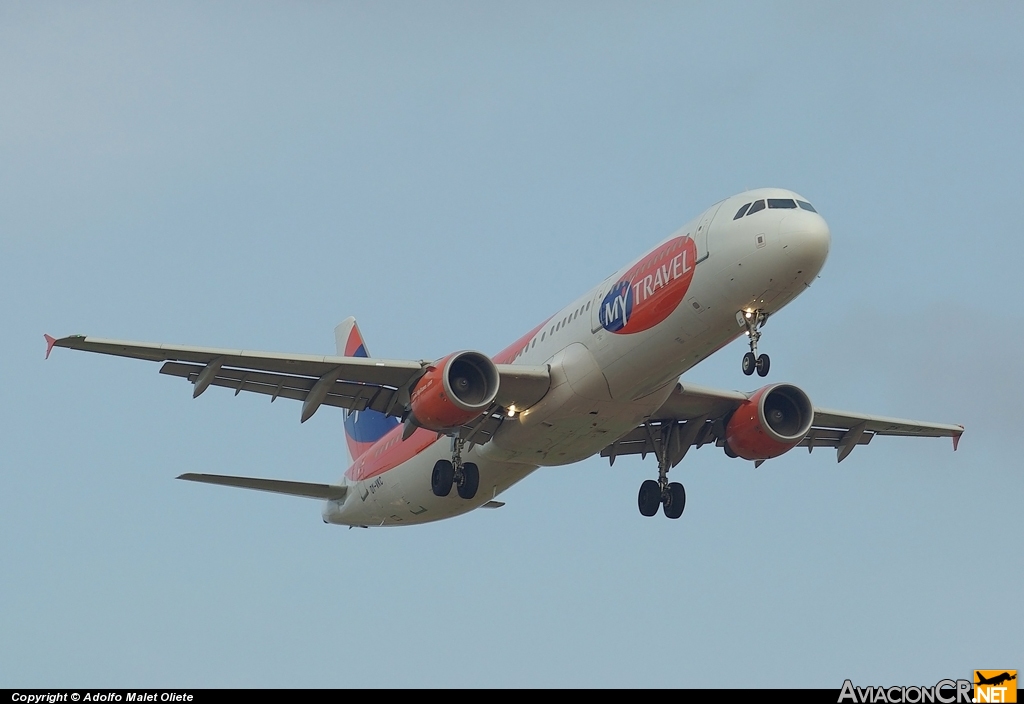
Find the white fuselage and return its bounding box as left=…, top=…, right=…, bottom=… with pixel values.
left=323, top=188, right=831, bottom=527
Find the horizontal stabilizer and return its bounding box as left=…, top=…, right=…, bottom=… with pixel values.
left=178, top=473, right=347, bottom=501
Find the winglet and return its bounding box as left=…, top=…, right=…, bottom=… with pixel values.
left=44, top=334, right=57, bottom=359
left=952, top=428, right=963, bottom=451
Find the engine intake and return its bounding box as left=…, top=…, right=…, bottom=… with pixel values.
left=409, top=351, right=500, bottom=431
left=725, top=383, right=814, bottom=461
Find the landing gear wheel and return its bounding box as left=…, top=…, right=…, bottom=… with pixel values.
left=457, top=462, right=479, bottom=500
left=663, top=482, right=686, bottom=519
left=638, top=479, right=661, bottom=517
left=756, top=354, right=770, bottom=377
left=742, top=352, right=756, bottom=376
left=431, top=460, right=454, bottom=497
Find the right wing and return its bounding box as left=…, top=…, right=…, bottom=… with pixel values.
left=46, top=335, right=551, bottom=441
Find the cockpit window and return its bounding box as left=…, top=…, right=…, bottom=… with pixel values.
left=746, top=199, right=765, bottom=215
left=767, top=198, right=797, bottom=209
left=797, top=200, right=817, bottom=213
left=734, top=203, right=751, bottom=219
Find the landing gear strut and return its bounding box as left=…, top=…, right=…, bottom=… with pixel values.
left=431, top=437, right=479, bottom=500
left=739, top=309, right=770, bottom=377
left=637, top=424, right=687, bottom=519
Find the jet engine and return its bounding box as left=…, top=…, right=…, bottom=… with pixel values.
left=724, top=383, right=814, bottom=461
left=409, top=351, right=500, bottom=432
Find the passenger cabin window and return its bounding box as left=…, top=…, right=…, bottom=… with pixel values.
left=797, top=200, right=817, bottom=213
left=767, top=198, right=797, bottom=209
left=747, top=199, right=766, bottom=215
left=734, top=203, right=751, bottom=219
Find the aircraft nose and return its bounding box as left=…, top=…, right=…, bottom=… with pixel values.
left=779, top=212, right=830, bottom=275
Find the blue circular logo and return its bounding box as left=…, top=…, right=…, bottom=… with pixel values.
left=599, top=281, right=633, bottom=333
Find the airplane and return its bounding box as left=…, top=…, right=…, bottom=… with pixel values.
left=45, top=187, right=964, bottom=526
left=975, top=673, right=1016, bottom=687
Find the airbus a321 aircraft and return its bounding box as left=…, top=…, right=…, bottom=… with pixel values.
left=46, top=188, right=963, bottom=525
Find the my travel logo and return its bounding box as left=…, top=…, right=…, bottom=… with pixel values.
left=598, top=235, right=696, bottom=335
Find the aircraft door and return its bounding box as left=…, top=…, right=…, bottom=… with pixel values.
left=693, top=201, right=724, bottom=265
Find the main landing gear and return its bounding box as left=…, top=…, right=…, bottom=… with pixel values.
left=739, top=309, right=770, bottom=377
left=430, top=437, right=479, bottom=500
left=637, top=425, right=687, bottom=520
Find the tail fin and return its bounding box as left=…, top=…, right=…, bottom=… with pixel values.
left=335, top=317, right=399, bottom=461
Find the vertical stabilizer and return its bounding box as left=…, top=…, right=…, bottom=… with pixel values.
left=335, top=316, right=366, bottom=357
left=335, top=317, right=399, bottom=461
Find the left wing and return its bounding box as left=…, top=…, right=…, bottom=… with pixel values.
left=601, top=381, right=963, bottom=466
left=45, top=334, right=551, bottom=442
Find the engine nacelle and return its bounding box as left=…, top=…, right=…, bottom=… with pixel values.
left=725, top=383, right=814, bottom=461
left=409, top=351, right=500, bottom=432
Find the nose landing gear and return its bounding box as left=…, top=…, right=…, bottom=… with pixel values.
left=739, top=309, right=770, bottom=377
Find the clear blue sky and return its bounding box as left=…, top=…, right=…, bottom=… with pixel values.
left=2, top=2, right=1020, bottom=687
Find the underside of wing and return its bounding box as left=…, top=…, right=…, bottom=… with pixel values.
left=811, top=408, right=964, bottom=439
left=601, top=381, right=964, bottom=465
left=600, top=382, right=742, bottom=467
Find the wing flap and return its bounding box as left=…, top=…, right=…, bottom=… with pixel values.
left=178, top=472, right=348, bottom=501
